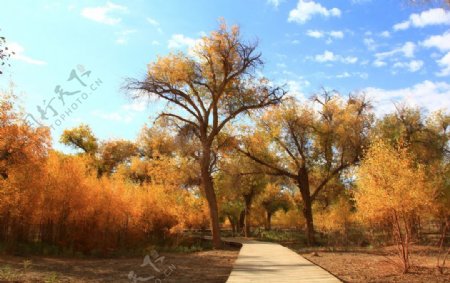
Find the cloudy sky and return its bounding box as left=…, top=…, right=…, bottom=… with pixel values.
left=0, top=0, right=449, bottom=151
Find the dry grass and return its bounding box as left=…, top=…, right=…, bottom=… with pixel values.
left=0, top=249, right=239, bottom=283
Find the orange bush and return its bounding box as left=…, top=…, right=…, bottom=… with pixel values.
left=0, top=149, right=207, bottom=254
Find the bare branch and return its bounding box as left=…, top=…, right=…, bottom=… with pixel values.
left=311, top=163, right=348, bottom=200
left=213, top=87, right=286, bottom=139
left=237, top=147, right=297, bottom=179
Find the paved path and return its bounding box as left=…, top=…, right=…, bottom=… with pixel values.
left=225, top=238, right=341, bottom=283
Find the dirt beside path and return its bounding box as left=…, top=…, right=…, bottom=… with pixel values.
left=0, top=249, right=239, bottom=283
left=300, top=246, right=450, bottom=283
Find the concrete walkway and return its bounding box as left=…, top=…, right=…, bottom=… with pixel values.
left=225, top=238, right=341, bottom=283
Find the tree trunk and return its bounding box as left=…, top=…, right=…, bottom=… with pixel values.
left=200, top=146, right=222, bottom=249
left=297, top=170, right=315, bottom=246
left=239, top=210, right=245, bottom=234
left=227, top=215, right=236, bottom=236
left=266, top=212, right=272, bottom=231
left=244, top=195, right=252, bottom=238
left=301, top=193, right=315, bottom=246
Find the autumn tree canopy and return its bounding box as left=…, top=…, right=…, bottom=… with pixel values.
left=98, top=139, right=138, bottom=176
left=374, top=106, right=449, bottom=165
left=60, top=124, right=98, bottom=155
left=217, top=154, right=269, bottom=237
left=258, top=183, right=292, bottom=231
left=239, top=93, right=373, bottom=244
left=126, top=20, right=285, bottom=248
left=0, top=90, right=50, bottom=180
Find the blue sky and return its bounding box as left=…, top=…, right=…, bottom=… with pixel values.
left=1, top=0, right=449, bottom=151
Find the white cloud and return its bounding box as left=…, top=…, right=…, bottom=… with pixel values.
left=380, top=31, right=390, bottom=38
left=306, top=30, right=344, bottom=40
left=115, top=29, right=136, bottom=45
left=421, top=31, right=450, bottom=52
left=364, top=38, right=377, bottom=51
left=342, top=56, right=358, bottom=64
left=267, top=0, right=283, bottom=8
left=168, top=34, right=198, bottom=49
left=147, top=17, right=163, bottom=34
left=375, top=42, right=416, bottom=60
left=393, top=21, right=410, bottom=31
left=407, top=60, right=424, bottom=72
left=436, top=52, right=450, bottom=76
left=81, top=2, right=127, bottom=25
left=146, top=17, right=159, bottom=26
left=122, top=100, right=148, bottom=112
left=364, top=80, right=450, bottom=115
left=329, top=30, right=344, bottom=39
left=275, top=71, right=310, bottom=101
left=315, top=50, right=336, bottom=62
left=402, top=42, right=416, bottom=57
left=8, top=42, right=47, bottom=65
left=393, top=8, right=450, bottom=31
left=373, top=42, right=416, bottom=68
left=314, top=50, right=357, bottom=64
left=336, top=71, right=368, bottom=79
left=168, top=34, right=203, bottom=58
left=91, top=92, right=156, bottom=123
left=392, top=60, right=424, bottom=72
left=336, top=72, right=350, bottom=78
left=286, top=80, right=309, bottom=101
left=359, top=72, right=369, bottom=79
left=288, top=0, right=341, bottom=24
left=409, top=8, right=450, bottom=27
left=306, top=30, right=324, bottom=38
left=123, top=104, right=144, bottom=112
left=115, top=38, right=126, bottom=45
left=373, top=60, right=387, bottom=67
left=91, top=110, right=133, bottom=123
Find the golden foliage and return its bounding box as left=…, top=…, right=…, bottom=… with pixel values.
left=354, top=140, right=433, bottom=223
left=1, top=149, right=207, bottom=253
left=0, top=94, right=209, bottom=254
left=315, top=196, right=355, bottom=234
left=354, top=140, right=435, bottom=272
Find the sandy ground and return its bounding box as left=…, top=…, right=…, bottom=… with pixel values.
left=0, top=249, right=239, bottom=283
left=300, top=245, right=450, bottom=283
